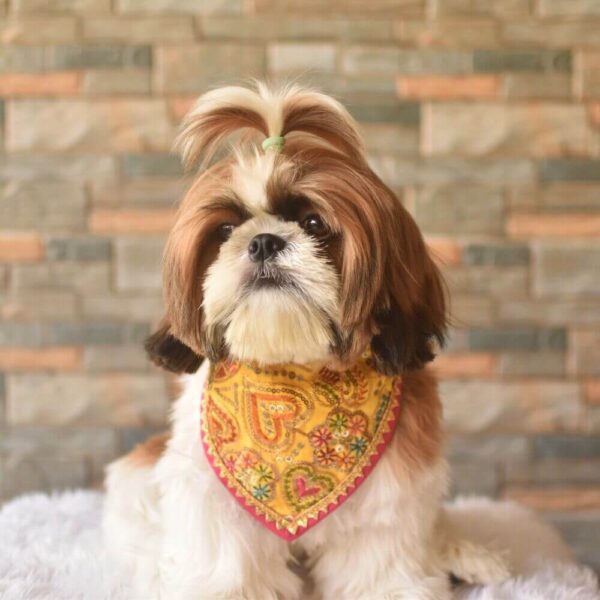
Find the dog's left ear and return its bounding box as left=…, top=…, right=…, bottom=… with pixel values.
left=145, top=320, right=203, bottom=374
left=369, top=187, right=447, bottom=375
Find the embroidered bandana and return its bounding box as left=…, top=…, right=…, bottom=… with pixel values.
left=200, top=355, right=402, bottom=540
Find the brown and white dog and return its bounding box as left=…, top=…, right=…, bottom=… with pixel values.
left=103, top=83, right=509, bottom=600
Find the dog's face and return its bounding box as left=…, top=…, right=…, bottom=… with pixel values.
left=146, top=85, right=446, bottom=375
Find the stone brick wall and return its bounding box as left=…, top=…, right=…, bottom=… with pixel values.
left=0, top=0, right=599, bottom=569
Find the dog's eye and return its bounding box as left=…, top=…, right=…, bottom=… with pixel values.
left=218, top=223, right=236, bottom=241
left=301, top=214, right=329, bottom=239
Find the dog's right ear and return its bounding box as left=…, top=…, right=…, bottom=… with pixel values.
left=144, top=320, right=203, bottom=374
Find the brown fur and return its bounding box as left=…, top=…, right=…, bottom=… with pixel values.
left=397, top=367, right=444, bottom=472
left=146, top=84, right=447, bottom=376
left=125, top=431, right=169, bottom=468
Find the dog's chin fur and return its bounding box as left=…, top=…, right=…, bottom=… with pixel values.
left=225, top=289, right=334, bottom=364
left=103, top=83, right=511, bottom=600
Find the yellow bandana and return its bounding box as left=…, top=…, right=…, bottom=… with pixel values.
left=200, top=355, right=402, bottom=540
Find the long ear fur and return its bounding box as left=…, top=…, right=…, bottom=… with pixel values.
left=145, top=320, right=203, bottom=374
left=370, top=186, right=447, bottom=374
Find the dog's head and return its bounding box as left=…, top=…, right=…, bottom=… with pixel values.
left=146, top=84, right=447, bottom=375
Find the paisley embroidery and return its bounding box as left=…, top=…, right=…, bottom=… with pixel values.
left=205, top=397, right=238, bottom=450
left=201, top=355, right=402, bottom=540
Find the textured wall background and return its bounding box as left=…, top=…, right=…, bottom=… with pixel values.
left=0, top=0, right=599, bottom=569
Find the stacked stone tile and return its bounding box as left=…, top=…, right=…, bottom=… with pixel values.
left=0, top=0, right=599, bottom=569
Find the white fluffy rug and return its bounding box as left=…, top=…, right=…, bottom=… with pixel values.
left=0, top=491, right=598, bottom=600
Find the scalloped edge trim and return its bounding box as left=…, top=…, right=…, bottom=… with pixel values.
left=200, top=379, right=403, bottom=541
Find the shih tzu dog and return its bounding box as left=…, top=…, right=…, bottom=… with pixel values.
left=103, top=83, right=509, bottom=599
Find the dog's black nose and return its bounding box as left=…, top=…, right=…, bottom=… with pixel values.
left=248, top=233, right=286, bottom=262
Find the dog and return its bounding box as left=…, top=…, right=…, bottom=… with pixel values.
left=103, top=83, right=509, bottom=600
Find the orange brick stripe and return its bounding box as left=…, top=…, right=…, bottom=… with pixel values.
left=0, top=347, right=82, bottom=371
left=507, top=214, right=600, bottom=237
left=589, top=103, right=600, bottom=126
left=433, top=353, right=496, bottom=378
left=426, top=237, right=462, bottom=265
left=168, top=96, right=196, bottom=122
left=504, top=486, right=600, bottom=512
left=0, top=72, right=80, bottom=96
left=0, top=232, right=44, bottom=262
left=396, top=75, right=501, bottom=100
left=89, top=209, right=176, bottom=234
left=584, top=380, right=600, bottom=405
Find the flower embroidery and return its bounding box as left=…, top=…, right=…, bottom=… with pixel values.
left=349, top=436, right=368, bottom=456
left=328, top=413, right=349, bottom=435
left=309, top=409, right=372, bottom=471
left=315, top=446, right=337, bottom=466
left=348, top=414, right=367, bottom=436
left=252, top=484, right=271, bottom=500
left=310, top=426, right=333, bottom=447
left=335, top=448, right=356, bottom=470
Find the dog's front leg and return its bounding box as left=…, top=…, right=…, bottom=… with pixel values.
left=308, top=522, right=451, bottom=600
left=155, top=451, right=303, bottom=600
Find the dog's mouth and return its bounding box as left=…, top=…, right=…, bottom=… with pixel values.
left=246, top=266, right=295, bottom=292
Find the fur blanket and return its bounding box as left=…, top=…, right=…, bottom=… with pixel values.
left=0, top=491, right=597, bottom=600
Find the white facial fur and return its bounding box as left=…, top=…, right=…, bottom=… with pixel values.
left=201, top=157, right=340, bottom=365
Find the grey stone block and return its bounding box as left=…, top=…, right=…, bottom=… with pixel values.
left=533, top=241, right=600, bottom=296
left=0, top=427, right=119, bottom=500
left=12, top=262, right=111, bottom=293
left=118, top=426, right=166, bottom=454
left=444, top=266, right=529, bottom=296
left=44, top=321, right=150, bottom=345
left=499, top=352, right=566, bottom=377
left=348, top=101, right=420, bottom=126
left=546, top=514, right=600, bottom=571
left=82, top=294, right=163, bottom=320
left=464, top=243, right=530, bottom=266
left=498, top=300, right=600, bottom=325
left=342, top=46, right=472, bottom=75
left=0, top=47, right=45, bottom=72
left=533, top=435, right=600, bottom=459
left=441, top=380, right=582, bottom=434
left=368, top=157, right=535, bottom=187
left=115, top=237, right=164, bottom=291
left=0, top=374, right=5, bottom=425
left=202, top=16, right=395, bottom=42
left=447, top=434, right=531, bottom=464
left=48, top=45, right=152, bottom=69
left=450, top=461, right=500, bottom=497
left=121, top=153, right=182, bottom=178
left=473, top=49, right=571, bottom=72
left=6, top=373, right=169, bottom=426
left=540, top=160, right=600, bottom=182
left=506, top=459, right=600, bottom=486
left=0, top=180, right=87, bottom=231
left=0, top=154, right=118, bottom=183
left=413, top=186, right=504, bottom=235
left=46, top=237, right=112, bottom=261
left=468, top=327, right=566, bottom=351
left=0, top=322, right=44, bottom=347
left=83, top=345, right=149, bottom=371
left=155, top=44, right=266, bottom=93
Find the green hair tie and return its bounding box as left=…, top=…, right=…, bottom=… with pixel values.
left=262, top=135, right=286, bottom=153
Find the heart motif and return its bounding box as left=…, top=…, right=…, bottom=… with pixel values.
left=283, top=464, right=336, bottom=511
left=295, top=477, right=321, bottom=498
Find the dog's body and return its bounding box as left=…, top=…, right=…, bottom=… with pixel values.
left=104, top=83, right=509, bottom=599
